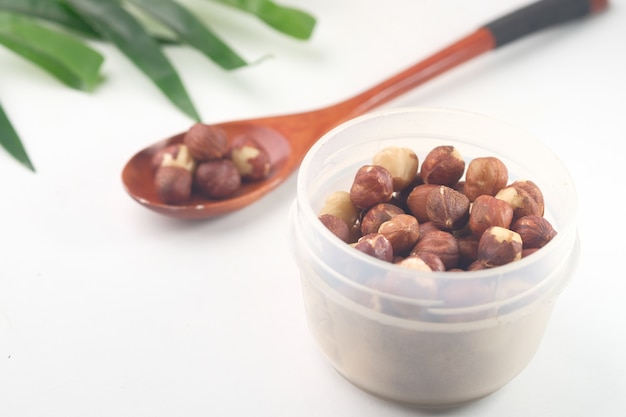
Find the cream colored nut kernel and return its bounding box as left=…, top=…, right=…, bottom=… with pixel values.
left=230, top=135, right=271, bottom=181
left=468, top=194, right=514, bottom=238
left=463, top=156, right=508, bottom=201
left=425, top=185, right=470, bottom=231
left=378, top=213, right=420, bottom=255
left=372, top=146, right=419, bottom=191
left=159, top=144, right=195, bottom=172
left=477, top=226, right=522, bottom=267
left=353, top=233, right=394, bottom=262
left=349, top=165, right=394, bottom=209
left=194, top=159, right=241, bottom=199
left=319, top=191, right=359, bottom=228
left=151, top=144, right=184, bottom=172
left=360, top=203, right=405, bottom=236
left=511, top=215, right=557, bottom=249
left=420, top=145, right=465, bottom=187
left=183, top=123, right=228, bottom=161
left=319, top=214, right=350, bottom=243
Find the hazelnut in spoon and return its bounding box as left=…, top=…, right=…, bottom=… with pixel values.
left=121, top=0, right=607, bottom=220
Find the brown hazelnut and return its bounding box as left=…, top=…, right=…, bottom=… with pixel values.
left=511, top=215, right=557, bottom=249
left=353, top=233, right=394, bottom=262
left=319, top=191, right=360, bottom=229
left=406, top=183, right=439, bottom=223
left=319, top=214, right=350, bottom=242
left=403, top=252, right=446, bottom=272
left=380, top=273, right=438, bottom=318
left=495, top=185, right=542, bottom=221
left=183, top=123, right=228, bottom=161
left=194, top=159, right=241, bottom=199
left=229, top=135, right=271, bottom=181
left=151, top=144, right=183, bottom=172
left=425, top=185, right=470, bottom=231
left=463, top=156, right=508, bottom=201
left=477, top=226, right=522, bottom=267
left=411, top=229, right=459, bottom=270
left=349, top=165, right=394, bottom=209
left=154, top=165, right=193, bottom=204
left=510, top=180, right=545, bottom=216
left=153, top=144, right=196, bottom=204
left=372, top=146, right=419, bottom=191
left=394, top=255, right=432, bottom=271
left=360, top=203, right=405, bottom=236
left=420, top=145, right=465, bottom=187
left=418, top=221, right=441, bottom=238
left=378, top=214, right=420, bottom=255
left=468, top=194, right=514, bottom=238
left=456, top=234, right=479, bottom=269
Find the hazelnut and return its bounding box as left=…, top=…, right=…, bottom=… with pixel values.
left=495, top=185, right=542, bottom=221
left=411, top=230, right=459, bottom=270
left=510, top=180, right=545, bottom=216
left=456, top=234, right=479, bottom=269
left=420, top=145, right=465, bottom=187
left=151, top=144, right=183, bottom=172
left=380, top=274, right=438, bottom=318
left=511, top=215, right=557, bottom=249
left=468, top=194, right=514, bottom=238
left=318, top=191, right=360, bottom=229
left=406, top=184, right=439, bottom=223
left=153, top=144, right=195, bottom=204
left=230, top=135, right=271, bottom=181
left=463, top=156, right=508, bottom=201
left=378, top=213, right=420, bottom=255
left=353, top=233, right=394, bottom=262
left=418, top=221, right=441, bottom=237
left=425, top=185, right=470, bottom=231
left=154, top=165, right=193, bottom=204
left=395, top=255, right=433, bottom=271
left=477, top=226, right=523, bottom=267
left=349, top=165, right=394, bottom=209
left=194, top=159, right=241, bottom=199
left=372, top=146, right=419, bottom=191
left=403, top=252, right=446, bottom=272
left=183, top=123, right=228, bottom=161
left=360, top=203, right=405, bottom=235
left=319, top=214, right=350, bottom=243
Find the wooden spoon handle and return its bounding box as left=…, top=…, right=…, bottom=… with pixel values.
left=332, top=0, right=608, bottom=121
left=484, top=0, right=608, bottom=48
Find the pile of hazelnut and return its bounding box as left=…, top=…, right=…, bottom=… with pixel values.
left=152, top=123, right=271, bottom=204
left=318, top=145, right=557, bottom=272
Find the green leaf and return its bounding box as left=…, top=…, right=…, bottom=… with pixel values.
left=211, top=0, right=316, bottom=40
left=0, top=11, right=104, bottom=91
left=63, top=0, right=200, bottom=121
left=0, top=0, right=98, bottom=37
left=127, top=0, right=247, bottom=70
left=0, top=100, right=35, bottom=172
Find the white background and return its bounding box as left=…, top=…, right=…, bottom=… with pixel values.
left=1, top=0, right=625, bottom=415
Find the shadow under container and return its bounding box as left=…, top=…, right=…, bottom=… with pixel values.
left=289, top=107, right=579, bottom=407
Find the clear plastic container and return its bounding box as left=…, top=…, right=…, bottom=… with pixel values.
left=289, top=107, right=579, bottom=407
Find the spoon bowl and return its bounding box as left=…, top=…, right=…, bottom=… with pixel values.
left=121, top=0, right=607, bottom=219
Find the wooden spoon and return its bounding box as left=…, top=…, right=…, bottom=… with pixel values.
left=122, top=0, right=607, bottom=220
